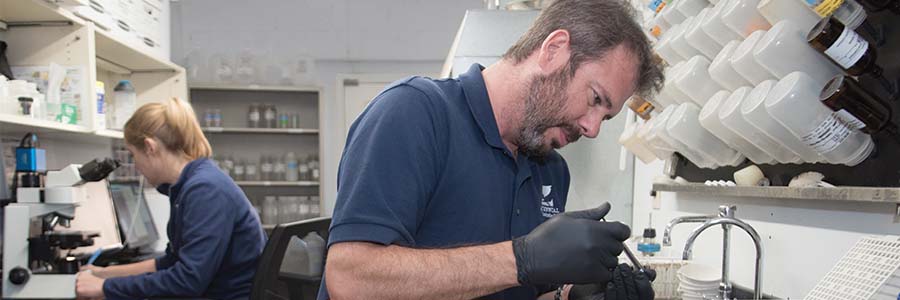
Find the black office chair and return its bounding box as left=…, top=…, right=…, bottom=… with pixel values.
left=250, top=217, right=331, bottom=300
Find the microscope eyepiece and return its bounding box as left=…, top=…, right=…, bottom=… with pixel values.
left=78, top=158, right=121, bottom=182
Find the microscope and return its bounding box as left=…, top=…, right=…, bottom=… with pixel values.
left=3, top=136, right=120, bottom=299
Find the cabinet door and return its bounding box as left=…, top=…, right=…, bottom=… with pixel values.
left=342, top=81, right=387, bottom=135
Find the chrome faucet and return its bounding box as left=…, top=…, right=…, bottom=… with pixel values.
left=682, top=205, right=764, bottom=300
left=662, top=215, right=717, bottom=246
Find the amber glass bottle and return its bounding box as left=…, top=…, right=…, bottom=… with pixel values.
left=858, top=0, right=900, bottom=13
left=808, top=18, right=883, bottom=77
left=820, top=75, right=898, bottom=136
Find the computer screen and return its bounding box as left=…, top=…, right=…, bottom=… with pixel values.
left=109, top=182, right=159, bottom=250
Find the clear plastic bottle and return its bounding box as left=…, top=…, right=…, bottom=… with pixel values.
left=310, top=196, right=320, bottom=217
left=248, top=103, right=261, bottom=128
left=303, top=232, right=325, bottom=276
left=246, top=159, right=260, bottom=181
left=299, top=157, right=310, bottom=181
left=310, top=154, right=320, bottom=181
left=204, top=109, right=214, bottom=127
left=222, top=155, right=235, bottom=178
left=213, top=109, right=223, bottom=127
left=273, top=155, right=286, bottom=181
left=113, top=80, right=136, bottom=129
left=264, top=104, right=277, bottom=128
left=260, top=155, right=274, bottom=181
left=263, top=196, right=278, bottom=225
left=299, top=196, right=311, bottom=219
left=278, top=113, right=289, bottom=129
left=233, top=159, right=246, bottom=181
left=285, top=152, right=299, bottom=182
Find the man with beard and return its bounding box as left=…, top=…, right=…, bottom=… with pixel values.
left=319, top=0, right=663, bottom=299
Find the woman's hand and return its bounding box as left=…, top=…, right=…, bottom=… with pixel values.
left=76, top=270, right=106, bottom=299
left=80, top=265, right=108, bottom=278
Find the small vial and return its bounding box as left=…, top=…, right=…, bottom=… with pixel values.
left=637, top=228, right=661, bottom=257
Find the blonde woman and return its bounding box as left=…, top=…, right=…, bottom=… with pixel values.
left=76, top=98, right=266, bottom=300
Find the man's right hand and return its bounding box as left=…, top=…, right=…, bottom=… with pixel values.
left=512, top=202, right=631, bottom=285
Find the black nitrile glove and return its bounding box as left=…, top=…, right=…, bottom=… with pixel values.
left=512, top=202, right=631, bottom=285
left=569, top=283, right=606, bottom=300
left=604, top=264, right=654, bottom=300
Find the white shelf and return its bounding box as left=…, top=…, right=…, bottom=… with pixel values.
left=0, top=113, right=92, bottom=135
left=202, top=127, right=319, bottom=135
left=94, top=27, right=181, bottom=73
left=235, top=181, right=320, bottom=187
left=94, top=129, right=124, bottom=139
left=189, top=84, right=320, bottom=92
left=0, top=0, right=87, bottom=25
left=653, top=183, right=900, bottom=204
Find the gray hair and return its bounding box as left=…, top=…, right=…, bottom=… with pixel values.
left=502, top=0, right=664, bottom=98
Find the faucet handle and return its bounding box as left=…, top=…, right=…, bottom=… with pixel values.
left=718, top=205, right=737, bottom=218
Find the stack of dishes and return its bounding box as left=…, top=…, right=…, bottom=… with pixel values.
left=677, top=264, right=721, bottom=300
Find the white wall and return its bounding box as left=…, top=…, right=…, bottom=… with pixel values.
left=632, top=161, right=900, bottom=298
left=171, top=0, right=484, bottom=215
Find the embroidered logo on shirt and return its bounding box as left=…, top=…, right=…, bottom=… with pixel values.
left=540, top=185, right=560, bottom=218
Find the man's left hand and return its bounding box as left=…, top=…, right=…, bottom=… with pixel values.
left=76, top=270, right=105, bottom=299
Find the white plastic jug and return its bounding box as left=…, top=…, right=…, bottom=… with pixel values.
left=764, top=72, right=874, bottom=166
left=718, top=86, right=800, bottom=164
left=740, top=80, right=824, bottom=163
left=304, top=232, right=326, bottom=277
left=699, top=90, right=774, bottom=164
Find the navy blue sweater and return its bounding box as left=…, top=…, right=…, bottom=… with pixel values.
left=103, top=158, right=267, bottom=300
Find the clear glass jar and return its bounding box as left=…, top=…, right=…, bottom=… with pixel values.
left=263, top=104, right=277, bottom=128
left=248, top=103, right=261, bottom=128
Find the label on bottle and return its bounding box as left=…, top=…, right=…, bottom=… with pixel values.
left=234, top=165, right=245, bottom=175
left=265, top=111, right=275, bottom=120
left=261, top=163, right=273, bottom=173
left=824, top=26, right=869, bottom=69
left=802, top=112, right=852, bottom=154
left=249, top=111, right=260, bottom=121
left=834, top=109, right=866, bottom=130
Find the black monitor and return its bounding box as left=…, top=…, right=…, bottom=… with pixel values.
left=109, top=182, right=159, bottom=250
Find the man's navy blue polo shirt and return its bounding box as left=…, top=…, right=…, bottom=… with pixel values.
left=319, top=64, right=570, bottom=300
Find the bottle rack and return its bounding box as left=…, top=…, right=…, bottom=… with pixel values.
left=644, top=3, right=900, bottom=220
left=666, top=12, right=900, bottom=188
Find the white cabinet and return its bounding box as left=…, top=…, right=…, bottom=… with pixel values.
left=0, top=0, right=185, bottom=140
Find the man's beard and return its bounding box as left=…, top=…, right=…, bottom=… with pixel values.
left=515, top=66, right=582, bottom=160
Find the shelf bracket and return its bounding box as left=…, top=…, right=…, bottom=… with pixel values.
left=5, top=21, right=74, bottom=28
left=895, top=204, right=900, bottom=223
left=0, top=20, right=7, bottom=31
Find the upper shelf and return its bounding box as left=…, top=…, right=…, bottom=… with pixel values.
left=94, top=27, right=181, bottom=73
left=653, top=183, right=900, bottom=204
left=0, top=0, right=86, bottom=25
left=2, top=0, right=182, bottom=73
left=189, top=84, right=320, bottom=93
left=0, top=114, right=122, bottom=143
left=0, top=114, right=91, bottom=135
left=202, top=127, right=319, bottom=135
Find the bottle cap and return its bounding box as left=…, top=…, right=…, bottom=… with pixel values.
left=643, top=228, right=657, bottom=238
